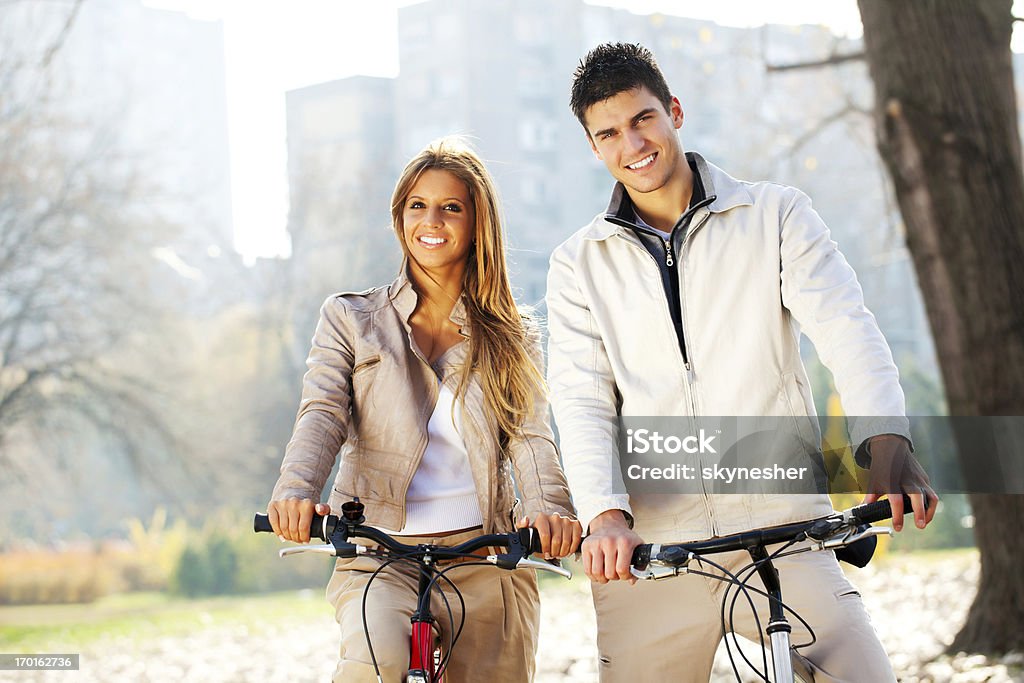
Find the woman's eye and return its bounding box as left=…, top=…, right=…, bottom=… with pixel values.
left=408, top=200, right=424, bottom=209
left=444, top=203, right=462, bottom=212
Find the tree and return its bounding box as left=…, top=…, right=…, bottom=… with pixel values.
left=858, top=0, right=1024, bottom=654
left=0, top=2, right=194, bottom=498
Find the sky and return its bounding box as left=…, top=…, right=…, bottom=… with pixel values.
left=138, top=0, right=1013, bottom=261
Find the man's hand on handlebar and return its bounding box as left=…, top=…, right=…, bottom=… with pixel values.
left=267, top=498, right=331, bottom=543
left=582, top=509, right=643, bottom=585
left=862, top=434, right=939, bottom=532
left=517, top=513, right=582, bottom=560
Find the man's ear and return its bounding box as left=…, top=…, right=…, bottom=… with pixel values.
left=670, top=96, right=684, bottom=130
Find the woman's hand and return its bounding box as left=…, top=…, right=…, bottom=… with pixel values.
left=267, top=498, right=331, bottom=543
left=518, top=513, right=582, bottom=559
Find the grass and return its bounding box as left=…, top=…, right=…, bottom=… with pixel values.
left=0, top=590, right=334, bottom=653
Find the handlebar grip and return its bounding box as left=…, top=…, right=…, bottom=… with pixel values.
left=631, top=544, right=652, bottom=570
left=520, top=527, right=544, bottom=555
left=852, top=494, right=927, bottom=525
left=253, top=512, right=333, bottom=540
left=254, top=513, right=273, bottom=534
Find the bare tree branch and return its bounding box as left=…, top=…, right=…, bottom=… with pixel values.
left=770, top=103, right=868, bottom=165
left=767, top=51, right=865, bottom=73
left=39, top=0, right=84, bottom=68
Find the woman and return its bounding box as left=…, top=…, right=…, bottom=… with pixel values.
left=267, top=137, right=580, bottom=682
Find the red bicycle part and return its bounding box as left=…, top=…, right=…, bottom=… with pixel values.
left=409, top=619, right=438, bottom=681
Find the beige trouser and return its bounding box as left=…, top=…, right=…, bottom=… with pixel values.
left=592, top=546, right=895, bottom=682
left=325, top=528, right=540, bottom=683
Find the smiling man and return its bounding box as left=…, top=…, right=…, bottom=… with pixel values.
left=545, top=42, right=938, bottom=681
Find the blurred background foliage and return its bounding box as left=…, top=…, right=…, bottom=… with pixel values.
left=0, top=508, right=331, bottom=605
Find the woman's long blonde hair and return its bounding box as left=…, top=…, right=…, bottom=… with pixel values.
left=391, top=137, right=543, bottom=442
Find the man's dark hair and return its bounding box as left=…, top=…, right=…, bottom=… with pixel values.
left=570, top=42, right=673, bottom=132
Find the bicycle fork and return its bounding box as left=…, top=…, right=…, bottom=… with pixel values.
left=748, top=545, right=794, bottom=683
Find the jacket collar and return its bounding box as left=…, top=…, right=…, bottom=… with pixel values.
left=587, top=151, right=754, bottom=241
left=387, top=260, right=470, bottom=333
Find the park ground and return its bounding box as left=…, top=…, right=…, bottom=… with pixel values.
left=0, top=549, right=1020, bottom=682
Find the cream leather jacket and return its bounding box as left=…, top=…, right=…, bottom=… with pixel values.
left=546, top=153, right=910, bottom=541
left=272, top=270, right=575, bottom=533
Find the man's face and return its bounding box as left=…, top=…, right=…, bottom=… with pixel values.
left=583, top=86, right=685, bottom=196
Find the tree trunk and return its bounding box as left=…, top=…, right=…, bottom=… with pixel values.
left=858, top=0, right=1024, bottom=654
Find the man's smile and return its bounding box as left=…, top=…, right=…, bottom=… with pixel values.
left=626, top=152, right=657, bottom=170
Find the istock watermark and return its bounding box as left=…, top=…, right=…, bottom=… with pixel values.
left=612, top=416, right=1024, bottom=495
left=625, top=427, right=718, bottom=454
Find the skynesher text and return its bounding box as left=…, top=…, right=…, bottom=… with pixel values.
left=626, top=463, right=809, bottom=483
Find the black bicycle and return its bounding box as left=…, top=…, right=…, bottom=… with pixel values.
left=628, top=495, right=923, bottom=682
left=254, top=498, right=570, bottom=683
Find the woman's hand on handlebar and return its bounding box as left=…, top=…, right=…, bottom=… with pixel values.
left=517, top=513, right=582, bottom=559
left=267, top=498, right=331, bottom=543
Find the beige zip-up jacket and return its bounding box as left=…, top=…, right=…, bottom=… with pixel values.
left=546, top=153, right=910, bottom=542
left=272, top=269, right=575, bottom=534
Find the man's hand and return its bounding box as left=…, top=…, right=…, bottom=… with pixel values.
left=581, top=509, right=644, bottom=584
left=517, top=513, right=583, bottom=559
left=862, top=434, right=939, bottom=531
left=267, top=498, right=331, bottom=543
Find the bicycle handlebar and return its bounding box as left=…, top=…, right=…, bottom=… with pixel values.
left=253, top=511, right=551, bottom=568
left=631, top=493, right=925, bottom=570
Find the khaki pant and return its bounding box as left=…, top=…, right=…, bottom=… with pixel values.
left=592, top=547, right=895, bottom=682
left=325, top=528, right=540, bottom=683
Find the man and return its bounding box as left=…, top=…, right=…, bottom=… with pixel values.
left=545, top=42, right=938, bottom=681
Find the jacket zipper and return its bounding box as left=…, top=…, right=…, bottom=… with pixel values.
left=676, top=209, right=717, bottom=536
left=677, top=208, right=712, bottom=412
left=672, top=195, right=715, bottom=377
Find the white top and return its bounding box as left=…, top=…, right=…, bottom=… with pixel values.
left=379, top=381, right=483, bottom=536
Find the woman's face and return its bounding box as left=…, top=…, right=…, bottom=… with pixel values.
left=402, top=168, right=476, bottom=280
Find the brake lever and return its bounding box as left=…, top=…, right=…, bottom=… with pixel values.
left=484, top=554, right=572, bottom=579
left=514, top=557, right=573, bottom=579
left=279, top=543, right=338, bottom=557
left=630, top=564, right=689, bottom=581
left=279, top=540, right=360, bottom=558
left=819, top=525, right=892, bottom=552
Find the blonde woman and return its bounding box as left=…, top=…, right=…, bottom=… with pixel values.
left=267, top=137, right=580, bottom=682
